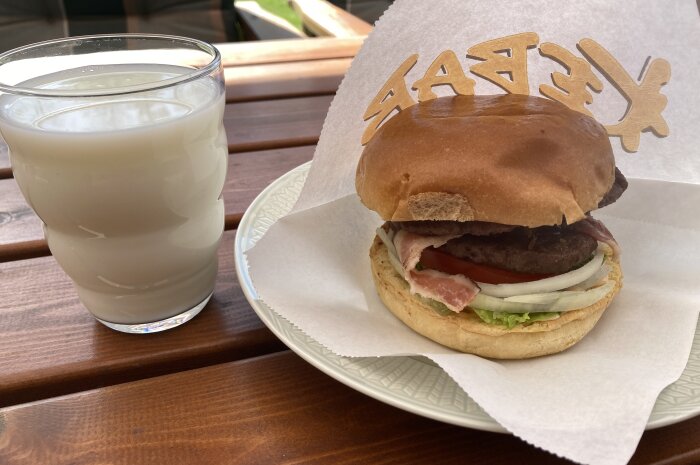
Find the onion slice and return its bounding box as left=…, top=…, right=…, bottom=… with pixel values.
left=567, top=263, right=611, bottom=291
left=377, top=227, right=405, bottom=278
left=476, top=248, right=606, bottom=298
left=376, top=226, right=398, bottom=260
left=471, top=281, right=614, bottom=313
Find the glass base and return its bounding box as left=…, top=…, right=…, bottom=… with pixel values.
left=95, top=292, right=212, bottom=334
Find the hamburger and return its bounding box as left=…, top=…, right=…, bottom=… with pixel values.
left=356, top=94, right=625, bottom=359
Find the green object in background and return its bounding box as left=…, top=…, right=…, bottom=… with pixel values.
left=252, top=0, right=303, bottom=30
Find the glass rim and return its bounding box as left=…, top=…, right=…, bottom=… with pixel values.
left=0, top=33, right=221, bottom=98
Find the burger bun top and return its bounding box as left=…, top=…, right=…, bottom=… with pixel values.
left=355, top=95, right=615, bottom=227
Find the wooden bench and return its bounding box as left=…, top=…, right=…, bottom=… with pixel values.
left=290, top=0, right=373, bottom=37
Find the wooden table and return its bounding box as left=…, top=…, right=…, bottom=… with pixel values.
left=0, top=37, right=698, bottom=465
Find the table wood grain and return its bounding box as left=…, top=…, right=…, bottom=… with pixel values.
left=216, top=37, right=362, bottom=67
left=1, top=351, right=697, bottom=465
left=224, top=58, right=350, bottom=103
left=225, top=95, right=331, bottom=153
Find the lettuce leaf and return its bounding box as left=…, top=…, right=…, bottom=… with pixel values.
left=472, top=308, right=560, bottom=329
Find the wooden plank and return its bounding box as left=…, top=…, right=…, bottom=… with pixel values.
left=224, top=57, right=350, bottom=102
left=0, top=95, right=331, bottom=172
left=226, top=95, right=331, bottom=153
left=291, top=0, right=373, bottom=38
left=224, top=145, right=315, bottom=209
left=0, top=230, right=288, bottom=408
left=0, top=145, right=315, bottom=259
left=216, top=37, right=363, bottom=66
left=1, top=351, right=697, bottom=465
left=0, top=239, right=47, bottom=262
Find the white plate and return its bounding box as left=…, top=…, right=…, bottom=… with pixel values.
left=234, top=162, right=700, bottom=432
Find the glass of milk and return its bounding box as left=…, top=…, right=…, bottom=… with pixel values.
left=0, top=35, right=228, bottom=333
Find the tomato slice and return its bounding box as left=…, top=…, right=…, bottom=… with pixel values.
left=419, top=248, right=552, bottom=284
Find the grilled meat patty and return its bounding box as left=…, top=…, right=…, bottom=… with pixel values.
left=395, top=220, right=517, bottom=236
left=597, top=167, right=628, bottom=209
left=438, top=226, right=598, bottom=275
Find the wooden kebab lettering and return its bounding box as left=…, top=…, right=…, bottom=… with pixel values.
left=578, top=38, right=671, bottom=152
left=361, top=34, right=671, bottom=153
left=538, top=42, right=603, bottom=117
left=467, top=32, right=539, bottom=95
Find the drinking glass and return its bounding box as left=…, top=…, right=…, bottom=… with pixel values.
left=0, top=35, right=228, bottom=333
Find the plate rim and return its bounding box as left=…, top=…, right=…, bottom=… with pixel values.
left=234, top=161, right=700, bottom=432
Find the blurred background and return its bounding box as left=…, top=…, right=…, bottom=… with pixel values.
left=0, top=0, right=392, bottom=53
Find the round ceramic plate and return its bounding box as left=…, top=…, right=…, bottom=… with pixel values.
left=234, top=162, right=700, bottom=432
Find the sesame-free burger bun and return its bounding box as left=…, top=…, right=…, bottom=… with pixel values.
left=355, top=95, right=616, bottom=227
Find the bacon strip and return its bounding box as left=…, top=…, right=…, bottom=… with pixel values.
left=393, top=230, right=480, bottom=312
left=572, top=216, right=621, bottom=259
left=394, top=230, right=456, bottom=271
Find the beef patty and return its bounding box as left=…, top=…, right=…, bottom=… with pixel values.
left=438, top=226, right=597, bottom=275
left=597, top=167, right=628, bottom=209
left=395, top=220, right=516, bottom=236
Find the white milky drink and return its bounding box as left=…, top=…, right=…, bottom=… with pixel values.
left=0, top=64, right=227, bottom=324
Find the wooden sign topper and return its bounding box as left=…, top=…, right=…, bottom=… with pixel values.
left=362, top=33, right=671, bottom=153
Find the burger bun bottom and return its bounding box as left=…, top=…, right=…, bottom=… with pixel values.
left=369, top=236, right=622, bottom=359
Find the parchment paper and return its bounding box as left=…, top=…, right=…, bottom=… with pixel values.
left=246, top=2, right=700, bottom=464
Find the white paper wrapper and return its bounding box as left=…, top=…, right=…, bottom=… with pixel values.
left=247, top=1, right=700, bottom=464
